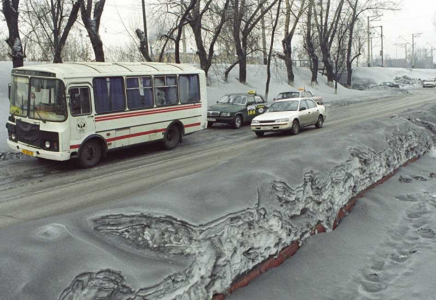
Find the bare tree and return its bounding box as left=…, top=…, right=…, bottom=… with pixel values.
left=2, top=0, right=25, bottom=67
left=188, top=0, right=230, bottom=79
left=231, top=0, right=279, bottom=84
left=80, top=0, right=106, bottom=62
left=311, top=0, right=345, bottom=85
left=265, top=0, right=282, bottom=100
left=345, top=0, right=397, bottom=86
left=303, top=1, right=319, bottom=86
left=282, top=0, right=306, bottom=85
left=22, top=0, right=83, bottom=63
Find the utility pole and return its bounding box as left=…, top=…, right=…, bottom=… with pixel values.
left=427, top=43, right=435, bottom=68
left=367, top=15, right=382, bottom=67
left=380, top=26, right=384, bottom=67
left=141, top=0, right=151, bottom=60
left=411, top=32, right=422, bottom=69
left=181, top=0, right=187, bottom=58
left=371, top=25, right=383, bottom=67
left=399, top=36, right=411, bottom=68
left=367, top=16, right=370, bottom=67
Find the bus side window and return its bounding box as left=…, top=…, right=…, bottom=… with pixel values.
left=69, top=87, right=91, bottom=116
left=93, top=77, right=126, bottom=114
left=126, top=77, right=153, bottom=109
left=179, top=74, right=200, bottom=104
left=155, top=75, right=178, bottom=107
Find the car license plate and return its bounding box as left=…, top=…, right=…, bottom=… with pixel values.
left=22, top=149, right=34, bottom=156
left=263, top=126, right=273, bottom=130
left=207, top=118, right=216, bottom=122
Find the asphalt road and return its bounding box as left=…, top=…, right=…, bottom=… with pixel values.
left=0, top=89, right=435, bottom=229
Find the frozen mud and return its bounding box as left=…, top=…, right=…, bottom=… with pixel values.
left=0, top=107, right=435, bottom=300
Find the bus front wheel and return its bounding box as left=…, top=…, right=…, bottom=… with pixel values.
left=78, top=140, right=102, bottom=168
left=163, top=125, right=180, bottom=150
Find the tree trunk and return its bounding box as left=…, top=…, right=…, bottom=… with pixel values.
left=81, top=0, right=106, bottom=62
left=2, top=0, right=25, bottom=68
left=52, top=0, right=82, bottom=63
left=284, top=45, right=294, bottom=85
left=265, top=0, right=282, bottom=100
left=305, top=1, right=317, bottom=86
left=321, top=43, right=335, bottom=83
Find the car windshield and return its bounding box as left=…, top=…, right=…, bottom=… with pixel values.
left=218, top=95, right=247, bottom=105
left=9, top=76, right=29, bottom=117
left=268, top=100, right=299, bottom=112
left=277, top=92, right=300, bottom=99
left=29, top=78, right=67, bottom=121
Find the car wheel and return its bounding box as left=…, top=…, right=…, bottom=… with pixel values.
left=163, top=125, right=180, bottom=150
left=233, top=115, right=242, bottom=129
left=207, top=122, right=214, bottom=128
left=315, top=115, right=324, bottom=129
left=290, top=119, right=300, bottom=135
left=255, top=131, right=264, bottom=137
left=78, top=140, right=102, bottom=168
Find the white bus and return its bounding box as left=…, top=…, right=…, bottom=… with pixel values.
left=6, top=62, right=207, bottom=168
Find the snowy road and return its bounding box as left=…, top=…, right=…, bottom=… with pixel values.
left=0, top=89, right=435, bottom=229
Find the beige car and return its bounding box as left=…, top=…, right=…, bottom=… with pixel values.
left=251, top=98, right=326, bottom=137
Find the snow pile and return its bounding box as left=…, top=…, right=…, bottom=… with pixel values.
left=59, top=117, right=434, bottom=299
left=352, top=67, right=436, bottom=90
left=229, top=151, right=436, bottom=300
left=394, top=75, right=422, bottom=88
left=1, top=105, right=435, bottom=300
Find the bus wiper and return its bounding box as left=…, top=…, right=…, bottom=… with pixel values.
left=33, top=106, right=46, bottom=123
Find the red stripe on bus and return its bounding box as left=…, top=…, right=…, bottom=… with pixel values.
left=95, top=104, right=202, bottom=122
left=69, top=122, right=201, bottom=150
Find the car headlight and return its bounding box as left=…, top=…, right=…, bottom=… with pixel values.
left=221, top=112, right=231, bottom=117
left=276, top=118, right=289, bottom=123
left=252, top=120, right=260, bottom=124
left=45, top=141, right=51, bottom=149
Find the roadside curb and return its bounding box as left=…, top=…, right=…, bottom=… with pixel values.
left=212, top=155, right=421, bottom=300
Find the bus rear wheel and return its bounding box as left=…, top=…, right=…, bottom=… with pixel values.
left=163, top=125, right=180, bottom=150
left=78, top=140, right=102, bottom=168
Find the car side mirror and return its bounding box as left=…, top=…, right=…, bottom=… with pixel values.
left=216, top=101, right=219, bottom=104
left=300, top=107, right=307, bottom=111
left=8, top=83, right=11, bottom=100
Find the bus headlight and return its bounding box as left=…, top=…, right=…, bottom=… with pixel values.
left=11, top=133, right=16, bottom=140
left=45, top=141, right=51, bottom=149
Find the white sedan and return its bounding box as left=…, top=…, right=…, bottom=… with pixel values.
left=251, top=98, right=327, bottom=137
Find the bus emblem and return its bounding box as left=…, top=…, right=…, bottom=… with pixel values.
left=76, top=118, right=87, bottom=133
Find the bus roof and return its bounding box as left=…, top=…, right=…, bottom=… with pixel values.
left=13, top=62, right=202, bottom=78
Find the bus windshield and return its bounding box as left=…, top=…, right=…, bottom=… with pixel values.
left=29, top=78, right=67, bottom=122
left=10, top=76, right=29, bottom=117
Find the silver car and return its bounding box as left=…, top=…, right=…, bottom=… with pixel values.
left=251, top=98, right=327, bottom=137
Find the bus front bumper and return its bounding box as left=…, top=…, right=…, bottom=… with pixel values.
left=7, top=139, right=71, bottom=161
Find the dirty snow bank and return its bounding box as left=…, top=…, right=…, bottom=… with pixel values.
left=352, top=67, right=436, bottom=90
left=0, top=106, right=435, bottom=300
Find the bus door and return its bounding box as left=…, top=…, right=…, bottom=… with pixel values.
left=68, top=84, right=96, bottom=148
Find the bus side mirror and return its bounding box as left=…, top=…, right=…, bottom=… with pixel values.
left=8, top=83, right=11, bottom=100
